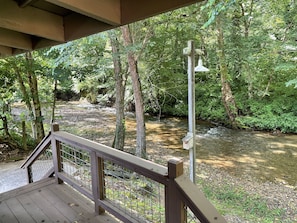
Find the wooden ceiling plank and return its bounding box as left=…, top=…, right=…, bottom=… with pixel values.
left=0, top=0, right=64, bottom=42
left=46, top=0, right=121, bottom=25
left=0, top=28, right=32, bottom=50
left=64, top=14, right=114, bottom=41
left=121, top=0, right=201, bottom=24
left=0, top=45, right=13, bottom=57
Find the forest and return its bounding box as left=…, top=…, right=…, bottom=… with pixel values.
left=0, top=0, right=297, bottom=154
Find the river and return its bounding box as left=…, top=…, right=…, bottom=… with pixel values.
left=54, top=102, right=297, bottom=188
left=193, top=123, right=297, bottom=186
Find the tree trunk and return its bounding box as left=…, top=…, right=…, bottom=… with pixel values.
left=121, top=25, right=147, bottom=158
left=22, top=120, right=28, bottom=151
left=13, top=62, right=36, bottom=138
left=1, top=103, right=10, bottom=137
left=216, top=15, right=238, bottom=128
left=108, top=30, right=127, bottom=151
left=239, top=1, right=254, bottom=99
left=51, top=79, right=58, bottom=123
left=25, top=52, right=45, bottom=142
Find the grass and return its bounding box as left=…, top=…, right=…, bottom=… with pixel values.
left=198, top=179, right=286, bottom=223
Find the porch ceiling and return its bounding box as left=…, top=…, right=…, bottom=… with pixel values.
left=0, top=0, right=201, bottom=57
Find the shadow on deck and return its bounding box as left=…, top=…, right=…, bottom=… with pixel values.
left=0, top=178, right=118, bottom=223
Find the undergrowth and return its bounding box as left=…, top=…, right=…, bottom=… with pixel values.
left=198, top=179, right=286, bottom=223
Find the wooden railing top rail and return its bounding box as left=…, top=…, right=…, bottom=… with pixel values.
left=175, top=174, right=226, bottom=223
left=20, top=132, right=51, bottom=169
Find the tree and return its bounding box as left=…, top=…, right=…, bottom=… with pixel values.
left=216, top=13, right=238, bottom=127
left=108, top=29, right=128, bottom=151
left=40, top=47, right=73, bottom=123
left=10, top=52, right=45, bottom=142
left=121, top=25, right=147, bottom=158
left=0, top=61, right=15, bottom=138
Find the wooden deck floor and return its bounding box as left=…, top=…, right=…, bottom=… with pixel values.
left=0, top=178, right=118, bottom=223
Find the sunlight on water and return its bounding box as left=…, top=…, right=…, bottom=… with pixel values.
left=55, top=103, right=297, bottom=187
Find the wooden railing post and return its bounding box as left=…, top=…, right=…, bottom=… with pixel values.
left=27, top=165, right=33, bottom=183
left=51, top=123, right=63, bottom=184
left=165, top=158, right=186, bottom=223
left=91, top=151, right=105, bottom=214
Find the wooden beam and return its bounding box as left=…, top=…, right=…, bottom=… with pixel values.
left=32, top=38, right=62, bottom=50
left=0, top=0, right=64, bottom=42
left=17, top=0, right=38, bottom=8
left=12, top=48, right=27, bottom=56
left=121, top=0, right=201, bottom=24
left=0, top=45, right=12, bottom=57
left=0, top=28, right=32, bottom=50
left=64, top=13, right=114, bottom=41
left=46, top=0, right=121, bottom=25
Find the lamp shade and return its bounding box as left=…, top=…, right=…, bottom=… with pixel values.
left=194, top=57, right=209, bottom=72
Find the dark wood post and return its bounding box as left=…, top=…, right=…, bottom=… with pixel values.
left=51, top=123, right=63, bottom=184
left=27, top=165, right=33, bottom=183
left=165, top=158, right=186, bottom=223
left=91, top=151, right=105, bottom=214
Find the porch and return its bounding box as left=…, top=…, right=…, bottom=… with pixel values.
left=0, top=178, right=117, bottom=223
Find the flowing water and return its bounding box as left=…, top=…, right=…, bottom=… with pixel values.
left=55, top=102, right=297, bottom=187
left=193, top=123, right=297, bottom=186
left=144, top=116, right=297, bottom=187
left=6, top=102, right=297, bottom=188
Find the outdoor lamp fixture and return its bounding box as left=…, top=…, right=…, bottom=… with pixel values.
left=183, top=40, right=209, bottom=184
left=195, top=57, right=209, bottom=72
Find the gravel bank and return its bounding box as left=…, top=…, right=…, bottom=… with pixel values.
left=196, top=163, right=297, bottom=222
left=147, top=143, right=296, bottom=222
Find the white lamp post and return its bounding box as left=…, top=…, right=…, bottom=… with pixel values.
left=183, top=40, right=209, bottom=184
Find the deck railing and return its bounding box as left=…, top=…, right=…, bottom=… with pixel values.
left=20, top=132, right=54, bottom=183
left=21, top=124, right=226, bottom=223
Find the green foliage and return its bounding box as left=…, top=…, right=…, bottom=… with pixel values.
left=236, top=91, right=297, bottom=132
left=286, top=78, right=297, bottom=88
left=201, top=182, right=285, bottom=222
left=201, top=0, right=236, bottom=28
left=237, top=113, right=297, bottom=133
left=1, top=0, right=297, bottom=133
left=9, top=131, right=37, bottom=151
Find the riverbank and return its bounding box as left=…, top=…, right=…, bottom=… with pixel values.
left=145, top=146, right=297, bottom=222
left=196, top=162, right=296, bottom=222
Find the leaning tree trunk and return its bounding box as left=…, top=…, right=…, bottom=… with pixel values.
left=25, top=52, right=45, bottom=142
left=216, top=15, right=238, bottom=128
left=121, top=25, right=147, bottom=158
left=108, top=29, right=127, bottom=151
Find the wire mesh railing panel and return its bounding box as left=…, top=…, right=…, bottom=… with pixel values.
left=187, top=207, right=201, bottom=223
left=60, top=142, right=92, bottom=191
left=103, top=160, right=165, bottom=223
left=30, top=147, right=53, bottom=182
